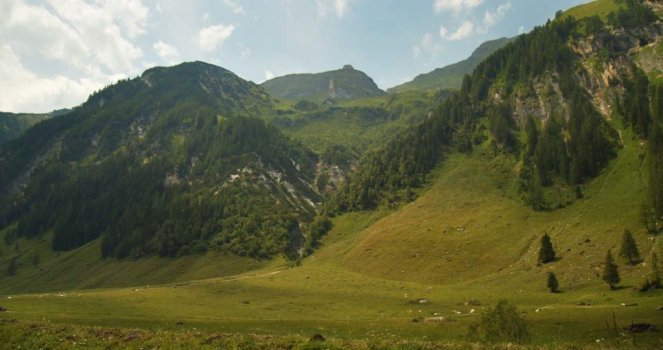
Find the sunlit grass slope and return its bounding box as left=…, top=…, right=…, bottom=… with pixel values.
left=2, top=127, right=661, bottom=347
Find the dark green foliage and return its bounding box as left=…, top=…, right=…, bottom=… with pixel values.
left=534, top=117, right=569, bottom=186
left=6, top=256, right=18, bottom=276
left=616, top=66, right=651, bottom=138
left=646, top=81, right=663, bottom=231
left=303, top=215, right=333, bottom=255
left=468, top=300, right=530, bottom=344
left=565, top=86, right=617, bottom=184
left=334, top=97, right=455, bottom=211
left=547, top=272, right=559, bottom=293
left=619, top=229, right=640, bottom=265
left=639, top=252, right=661, bottom=291
left=607, top=0, right=658, bottom=30
left=0, top=62, right=319, bottom=261
left=32, top=254, right=40, bottom=267
left=602, top=250, right=620, bottom=290
left=488, top=103, right=517, bottom=152
left=0, top=112, right=53, bottom=145
left=538, top=233, right=556, bottom=264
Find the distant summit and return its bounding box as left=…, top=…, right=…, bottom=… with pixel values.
left=261, top=65, right=385, bottom=101
left=389, top=37, right=515, bottom=93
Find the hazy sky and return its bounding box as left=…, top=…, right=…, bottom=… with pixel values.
left=0, top=0, right=588, bottom=113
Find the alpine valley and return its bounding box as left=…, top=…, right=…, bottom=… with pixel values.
left=1, top=0, right=663, bottom=349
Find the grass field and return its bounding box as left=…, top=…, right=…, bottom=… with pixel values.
left=562, top=0, right=621, bottom=20
left=1, top=122, right=662, bottom=348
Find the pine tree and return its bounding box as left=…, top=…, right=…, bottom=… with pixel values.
left=547, top=272, right=559, bottom=293
left=619, top=229, right=640, bottom=265
left=602, top=250, right=620, bottom=290
left=642, top=252, right=661, bottom=291
left=538, top=233, right=556, bottom=264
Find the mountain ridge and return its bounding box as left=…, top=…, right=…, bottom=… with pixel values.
left=261, top=65, right=386, bottom=102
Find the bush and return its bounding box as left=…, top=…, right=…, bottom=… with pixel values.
left=468, top=300, right=530, bottom=344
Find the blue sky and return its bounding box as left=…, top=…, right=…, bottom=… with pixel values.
left=0, top=0, right=588, bottom=113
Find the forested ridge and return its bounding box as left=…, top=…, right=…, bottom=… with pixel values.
left=333, top=0, right=662, bottom=218
left=0, top=62, right=320, bottom=260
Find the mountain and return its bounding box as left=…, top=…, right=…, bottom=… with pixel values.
left=0, top=109, right=69, bottom=145
left=3, top=2, right=663, bottom=347
left=388, top=37, right=515, bottom=93
left=261, top=65, right=386, bottom=102
left=0, top=61, right=322, bottom=261
left=336, top=0, right=662, bottom=218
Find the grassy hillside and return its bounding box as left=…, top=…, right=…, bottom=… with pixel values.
left=388, top=37, right=514, bottom=93
left=562, top=0, right=621, bottom=20
left=273, top=90, right=443, bottom=155
left=261, top=65, right=385, bottom=102
left=2, top=129, right=662, bottom=347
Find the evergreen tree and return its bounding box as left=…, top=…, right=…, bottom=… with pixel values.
left=538, top=233, right=556, bottom=264
left=602, top=250, right=620, bottom=290
left=619, top=229, right=640, bottom=265
left=641, top=251, right=661, bottom=291
left=6, top=256, right=18, bottom=276
left=547, top=272, right=559, bottom=293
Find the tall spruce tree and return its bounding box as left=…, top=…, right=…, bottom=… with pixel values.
left=619, top=229, right=640, bottom=265
left=602, top=250, right=620, bottom=290
left=547, top=272, right=559, bottom=293
left=538, top=233, right=556, bottom=264
left=642, top=252, right=661, bottom=291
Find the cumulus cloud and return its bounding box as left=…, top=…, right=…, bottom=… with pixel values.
left=0, top=45, right=108, bottom=112
left=0, top=0, right=149, bottom=112
left=153, top=41, right=180, bottom=64
left=440, top=21, right=475, bottom=41
left=264, top=70, right=275, bottom=81
left=438, top=1, right=511, bottom=41
left=198, top=23, right=235, bottom=51
left=317, top=0, right=351, bottom=19
left=482, top=2, right=511, bottom=29
left=434, top=0, right=484, bottom=14
left=45, top=0, right=145, bottom=72
left=412, top=32, right=442, bottom=63
left=223, top=0, right=245, bottom=15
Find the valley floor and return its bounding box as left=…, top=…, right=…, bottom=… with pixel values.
left=2, top=141, right=663, bottom=348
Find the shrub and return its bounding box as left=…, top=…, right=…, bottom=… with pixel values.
left=468, top=300, right=530, bottom=344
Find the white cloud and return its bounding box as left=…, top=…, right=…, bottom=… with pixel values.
left=201, top=12, right=209, bottom=22
left=0, top=0, right=147, bottom=112
left=223, top=0, right=246, bottom=15
left=317, top=0, right=351, bottom=19
left=102, top=0, right=150, bottom=38
left=45, top=0, right=144, bottom=72
left=482, top=2, right=511, bottom=29
left=0, top=45, right=107, bottom=112
left=264, top=70, right=274, bottom=81
left=412, top=32, right=442, bottom=62
left=153, top=41, right=180, bottom=64
left=518, top=26, right=526, bottom=34
left=440, top=21, right=475, bottom=41
left=434, top=0, right=484, bottom=14
left=198, top=23, right=235, bottom=51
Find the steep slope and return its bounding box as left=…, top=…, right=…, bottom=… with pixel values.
left=335, top=0, right=662, bottom=215
left=0, top=61, right=320, bottom=264
left=388, top=37, right=514, bottom=93
left=0, top=110, right=68, bottom=145
left=261, top=65, right=386, bottom=102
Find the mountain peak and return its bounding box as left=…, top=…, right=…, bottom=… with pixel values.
left=261, top=65, right=385, bottom=101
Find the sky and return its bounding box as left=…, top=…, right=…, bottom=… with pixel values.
left=0, top=0, right=589, bottom=113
